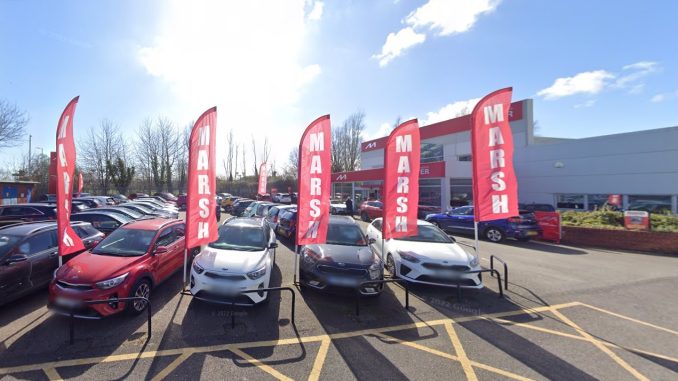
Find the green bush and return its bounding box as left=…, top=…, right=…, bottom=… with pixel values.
left=560, top=210, right=678, bottom=233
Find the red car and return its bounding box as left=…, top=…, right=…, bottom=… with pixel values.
left=358, top=200, right=441, bottom=222
left=49, top=218, right=186, bottom=318
left=127, top=193, right=149, bottom=200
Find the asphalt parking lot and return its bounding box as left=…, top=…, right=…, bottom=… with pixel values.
left=1, top=215, right=677, bottom=380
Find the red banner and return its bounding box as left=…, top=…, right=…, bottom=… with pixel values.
left=383, top=119, right=420, bottom=239
left=258, top=162, right=267, bottom=195
left=186, top=107, right=218, bottom=249
left=296, top=115, right=331, bottom=245
left=56, top=97, right=85, bottom=256
left=534, top=211, right=561, bottom=243
left=78, top=173, right=83, bottom=196
left=471, top=88, right=518, bottom=222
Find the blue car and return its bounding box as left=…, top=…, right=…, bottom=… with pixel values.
left=424, top=205, right=542, bottom=242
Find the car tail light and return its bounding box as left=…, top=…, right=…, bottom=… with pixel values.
left=508, top=217, right=522, bottom=223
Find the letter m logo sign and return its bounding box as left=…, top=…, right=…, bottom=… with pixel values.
left=364, top=142, right=378, bottom=150
left=335, top=174, right=347, bottom=181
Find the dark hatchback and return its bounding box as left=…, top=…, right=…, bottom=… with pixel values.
left=0, top=204, right=57, bottom=227
left=299, top=216, right=383, bottom=295
left=0, top=221, right=104, bottom=305
left=425, top=205, right=542, bottom=242
left=275, top=208, right=297, bottom=240
left=70, top=211, right=134, bottom=236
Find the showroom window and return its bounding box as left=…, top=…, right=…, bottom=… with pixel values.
left=556, top=194, right=585, bottom=209
left=419, top=179, right=441, bottom=207
left=421, top=142, right=443, bottom=163
left=627, top=195, right=672, bottom=214
left=587, top=194, right=621, bottom=210
left=450, top=178, right=473, bottom=207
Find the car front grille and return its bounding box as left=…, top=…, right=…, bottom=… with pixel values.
left=204, top=272, right=247, bottom=281
left=414, top=275, right=478, bottom=286
left=317, top=265, right=367, bottom=277
left=56, top=280, right=93, bottom=291
left=421, top=263, right=470, bottom=272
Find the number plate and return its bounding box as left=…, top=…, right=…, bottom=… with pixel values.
left=527, top=231, right=538, bottom=236
left=55, top=297, right=82, bottom=309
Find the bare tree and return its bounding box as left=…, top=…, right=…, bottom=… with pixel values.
left=0, top=100, right=29, bottom=149
left=251, top=135, right=259, bottom=177
left=331, top=110, right=366, bottom=172
left=135, top=118, right=161, bottom=193
left=284, top=146, right=299, bottom=179
left=241, top=142, right=247, bottom=177
left=226, top=129, right=235, bottom=181
left=79, top=119, right=123, bottom=194
left=261, top=137, right=272, bottom=166
left=234, top=143, right=240, bottom=179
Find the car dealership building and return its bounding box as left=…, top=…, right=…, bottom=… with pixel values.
left=331, top=99, right=678, bottom=214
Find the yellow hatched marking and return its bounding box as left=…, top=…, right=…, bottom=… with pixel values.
left=551, top=308, right=649, bottom=381
left=150, top=351, right=194, bottom=381
left=308, top=339, right=331, bottom=381
left=230, top=348, right=293, bottom=381
left=444, top=322, right=478, bottom=381
left=579, top=303, right=678, bottom=336
left=43, top=367, right=63, bottom=381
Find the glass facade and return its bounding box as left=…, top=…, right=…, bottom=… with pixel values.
left=628, top=195, right=672, bottom=214
left=419, top=179, right=441, bottom=207
left=556, top=194, right=585, bottom=209
left=421, top=142, right=443, bottom=163
left=449, top=178, right=473, bottom=208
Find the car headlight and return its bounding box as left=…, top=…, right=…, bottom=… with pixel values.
left=369, top=262, right=382, bottom=280
left=397, top=250, right=421, bottom=263
left=192, top=261, right=205, bottom=274
left=469, top=254, right=479, bottom=267
left=96, top=273, right=129, bottom=290
left=247, top=266, right=267, bottom=280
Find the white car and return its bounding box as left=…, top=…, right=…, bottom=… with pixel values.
left=273, top=193, right=292, bottom=203
left=330, top=201, right=348, bottom=215
left=190, top=217, right=278, bottom=305
left=365, top=218, right=482, bottom=288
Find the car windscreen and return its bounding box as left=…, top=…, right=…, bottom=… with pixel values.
left=0, top=234, right=22, bottom=257
left=325, top=224, right=367, bottom=246
left=209, top=225, right=266, bottom=251
left=91, top=228, right=156, bottom=256
left=133, top=202, right=160, bottom=211
left=123, top=204, right=153, bottom=214
left=395, top=225, right=453, bottom=243
left=111, top=208, right=142, bottom=219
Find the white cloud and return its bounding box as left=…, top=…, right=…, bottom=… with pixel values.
left=374, top=0, right=500, bottom=67
left=538, top=62, right=660, bottom=101
left=537, top=70, right=614, bottom=100
left=650, top=94, right=665, bottom=103
left=422, top=98, right=480, bottom=125
left=406, top=0, right=499, bottom=36
left=574, top=99, right=596, bottom=109
left=362, top=122, right=393, bottom=141
left=307, top=1, right=324, bottom=21
left=372, top=27, right=426, bottom=67
left=138, top=0, right=321, bottom=173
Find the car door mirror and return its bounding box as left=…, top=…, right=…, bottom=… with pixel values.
left=154, top=246, right=168, bottom=254
left=269, top=242, right=278, bottom=249
left=6, top=254, right=28, bottom=264
left=368, top=238, right=376, bottom=245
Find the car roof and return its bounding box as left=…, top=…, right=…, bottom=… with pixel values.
left=73, top=211, right=128, bottom=219
left=0, top=203, right=55, bottom=209
left=329, top=215, right=357, bottom=225
left=224, top=217, right=266, bottom=228
left=370, top=217, right=434, bottom=227
left=123, top=218, right=180, bottom=230
left=0, top=220, right=89, bottom=235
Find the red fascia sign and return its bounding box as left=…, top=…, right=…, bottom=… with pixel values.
left=332, top=161, right=444, bottom=183
left=362, top=100, right=525, bottom=152
left=624, top=211, right=650, bottom=230
left=534, top=211, right=562, bottom=243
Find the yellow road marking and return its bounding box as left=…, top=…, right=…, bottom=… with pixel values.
left=579, top=303, right=678, bottom=336
left=230, top=348, right=293, bottom=381
left=0, top=301, right=583, bottom=376
left=551, top=308, right=649, bottom=381
left=150, top=351, right=194, bottom=381
left=374, top=332, right=534, bottom=381
left=43, top=367, right=63, bottom=381
left=444, top=322, right=478, bottom=381
left=308, top=339, right=331, bottom=381
left=2, top=309, right=51, bottom=349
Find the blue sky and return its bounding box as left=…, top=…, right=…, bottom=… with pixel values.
left=1, top=0, right=677, bottom=173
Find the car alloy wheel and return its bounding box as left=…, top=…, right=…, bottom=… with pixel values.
left=485, top=227, right=504, bottom=242
left=127, top=279, right=151, bottom=315
left=386, top=254, right=396, bottom=275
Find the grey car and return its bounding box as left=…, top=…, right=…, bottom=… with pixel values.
left=298, top=216, right=384, bottom=296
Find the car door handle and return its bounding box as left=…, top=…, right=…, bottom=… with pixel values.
left=49, top=251, right=58, bottom=258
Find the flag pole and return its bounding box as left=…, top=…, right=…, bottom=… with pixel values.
left=474, top=221, right=480, bottom=255
left=183, top=247, right=188, bottom=287
left=293, top=244, right=299, bottom=284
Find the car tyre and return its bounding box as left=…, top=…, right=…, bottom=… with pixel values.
left=484, top=227, right=505, bottom=243
left=361, top=212, right=369, bottom=222
left=385, top=254, right=396, bottom=275
left=127, top=278, right=151, bottom=315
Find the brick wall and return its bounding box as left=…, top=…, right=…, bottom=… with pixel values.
left=561, top=226, right=678, bottom=255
